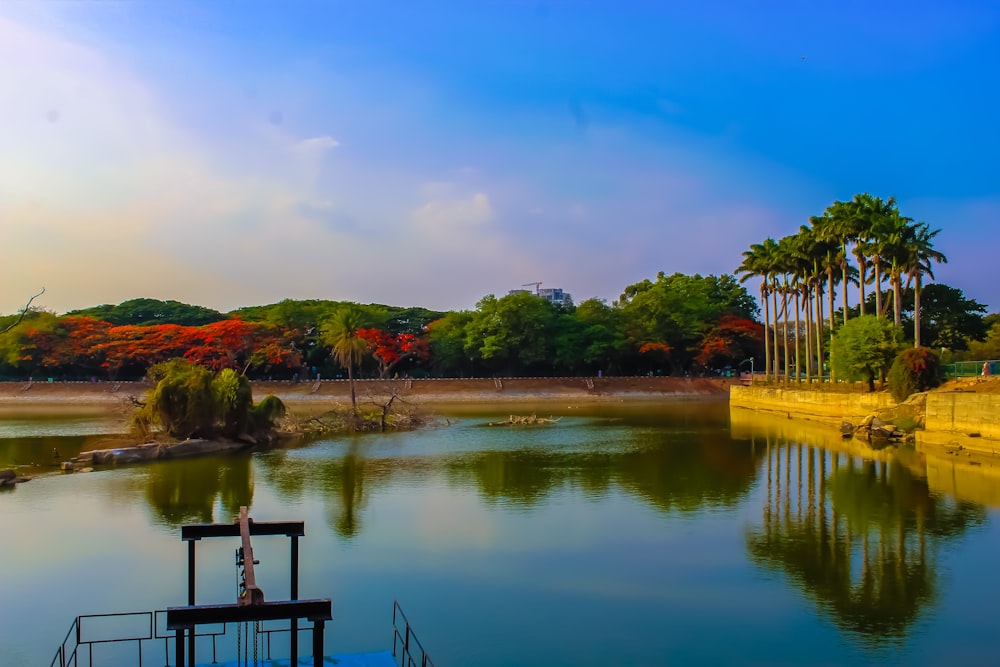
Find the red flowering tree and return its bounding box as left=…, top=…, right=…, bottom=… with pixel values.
left=638, top=342, right=672, bottom=373
left=16, top=315, right=110, bottom=376
left=694, top=316, right=764, bottom=370
left=356, top=328, right=427, bottom=378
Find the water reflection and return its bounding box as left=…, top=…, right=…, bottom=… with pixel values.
left=3, top=405, right=1000, bottom=666
left=252, top=420, right=764, bottom=542
left=144, top=455, right=255, bottom=527
left=258, top=441, right=398, bottom=537
left=0, top=434, right=131, bottom=475
left=743, top=421, right=987, bottom=647
left=443, top=432, right=762, bottom=512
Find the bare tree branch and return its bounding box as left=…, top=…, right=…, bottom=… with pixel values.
left=2, top=287, right=46, bottom=334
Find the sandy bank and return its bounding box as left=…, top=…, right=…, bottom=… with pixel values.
left=0, top=377, right=732, bottom=412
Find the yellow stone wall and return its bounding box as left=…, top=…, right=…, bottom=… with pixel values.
left=923, top=393, right=1000, bottom=440
left=729, top=385, right=896, bottom=423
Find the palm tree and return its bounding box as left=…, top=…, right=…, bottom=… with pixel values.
left=795, top=224, right=838, bottom=381
left=842, top=196, right=886, bottom=319
left=323, top=306, right=370, bottom=414
left=855, top=194, right=900, bottom=319
left=810, top=211, right=855, bottom=381
left=873, top=208, right=916, bottom=326
left=757, top=238, right=783, bottom=379
left=777, top=235, right=802, bottom=383
left=738, top=241, right=776, bottom=381
left=902, top=222, right=947, bottom=348
left=812, top=204, right=855, bottom=325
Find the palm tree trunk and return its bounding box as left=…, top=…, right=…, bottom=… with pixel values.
left=893, top=272, right=903, bottom=327
left=857, top=253, right=866, bottom=317
left=804, top=286, right=812, bottom=382
left=815, top=284, right=824, bottom=381
left=914, top=274, right=923, bottom=348
left=781, top=283, right=790, bottom=384
left=841, top=261, right=849, bottom=326
left=794, top=288, right=801, bottom=383
left=347, top=363, right=357, bottom=412
left=762, top=284, right=771, bottom=381
left=772, top=283, right=780, bottom=378
left=828, top=272, right=837, bottom=382
left=873, top=257, right=882, bottom=317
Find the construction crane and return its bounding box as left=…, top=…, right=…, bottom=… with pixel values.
left=522, top=281, right=542, bottom=294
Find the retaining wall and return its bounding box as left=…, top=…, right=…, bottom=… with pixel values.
left=731, top=385, right=1000, bottom=456
left=728, top=385, right=896, bottom=424
left=923, top=393, right=1000, bottom=440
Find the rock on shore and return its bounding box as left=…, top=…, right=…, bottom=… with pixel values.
left=72, top=439, right=250, bottom=466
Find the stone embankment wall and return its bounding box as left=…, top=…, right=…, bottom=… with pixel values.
left=924, top=393, right=1000, bottom=439
left=728, top=385, right=896, bottom=424
left=731, top=385, right=1000, bottom=456
left=918, top=393, right=1000, bottom=455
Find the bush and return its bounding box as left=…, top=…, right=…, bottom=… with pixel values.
left=888, top=347, right=941, bottom=402
left=134, top=359, right=285, bottom=440
left=831, top=315, right=901, bottom=392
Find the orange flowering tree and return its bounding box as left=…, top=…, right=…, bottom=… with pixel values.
left=356, top=328, right=428, bottom=378
left=694, top=316, right=765, bottom=370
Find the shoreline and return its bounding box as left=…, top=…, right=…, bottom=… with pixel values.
left=0, top=377, right=734, bottom=413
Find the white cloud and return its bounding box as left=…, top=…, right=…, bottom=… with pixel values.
left=413, top=192, right=494, bottom=232
left=291, top=135, right=340, bottom=152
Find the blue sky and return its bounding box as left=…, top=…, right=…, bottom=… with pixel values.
left=3, top=1, right=998, bottom=315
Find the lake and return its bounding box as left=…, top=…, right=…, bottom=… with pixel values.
left=1, top=400, right=998, bottom=666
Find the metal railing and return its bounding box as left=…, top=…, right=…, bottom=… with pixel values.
left=50, top=610, right=311, bottom=667
left=392, top=600, right=435, bottom=667
left=944, top=360, right=997, bottom=379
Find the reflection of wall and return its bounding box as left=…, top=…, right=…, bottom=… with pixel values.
left=730, top=409, right=924, bottom=476
left=734, top=408, right=1000, bottom=511
left=924, top=455, right=1000, bottom=508
left=730, top=386, right=895, bottom=424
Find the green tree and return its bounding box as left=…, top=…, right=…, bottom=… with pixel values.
left=69, top=298, right=227, bottom=326
left=571, top=298, right=626, bottom=373
left=904, top=284, right=986, bottom=351
left=966, top=315, right=1000, bottom=361
left=831, top=315, right=901, bottom=392
left=620, top=272, right=757, bottom=375
left=464, top=292, right=559, bottom=375
left=322, top=306, right=371, bottom=412
left=427, top=311, right=475, bottom=376
left=0, top=311, right=60, bottom=377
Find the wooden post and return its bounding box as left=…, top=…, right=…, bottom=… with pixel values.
left=238, top=506, right=265, bottom=606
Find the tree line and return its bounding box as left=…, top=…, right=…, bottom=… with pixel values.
left=736, top=193, right=962, bottom=382
left=3, top=194, right=994, bottom=388
left=0, top=274, right=764, bottom=382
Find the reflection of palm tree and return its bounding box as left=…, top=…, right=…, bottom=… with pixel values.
left=746, top=442, right=986, bottom=645
left=333, top=450, right=365, bottom=537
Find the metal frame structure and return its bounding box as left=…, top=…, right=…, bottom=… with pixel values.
left=168, top=507, right=332, bottom=667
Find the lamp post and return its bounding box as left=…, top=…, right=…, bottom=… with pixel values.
left=740, top=357, right=755, bottom=384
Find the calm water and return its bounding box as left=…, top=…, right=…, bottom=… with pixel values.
left=1, top=401, right=998, bottom=666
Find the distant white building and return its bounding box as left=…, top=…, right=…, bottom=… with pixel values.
left=508, top=287, right=573, bottom=307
